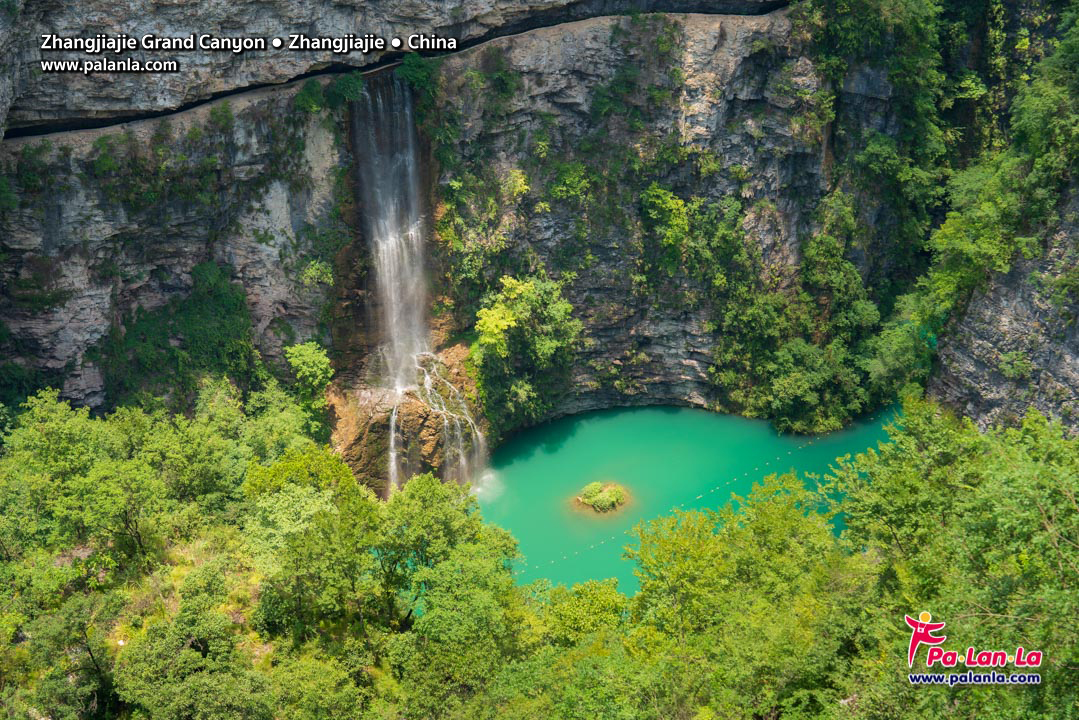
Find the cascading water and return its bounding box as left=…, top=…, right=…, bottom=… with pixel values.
left=351, top=73, right=486, bottom=489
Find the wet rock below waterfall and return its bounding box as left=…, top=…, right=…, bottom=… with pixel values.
left=330, top=382, right=480, bottom=496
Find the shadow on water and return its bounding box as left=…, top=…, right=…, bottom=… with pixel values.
left=492, top=415, right=585, bottom=466
left=493, top=404, right=693, bottom=464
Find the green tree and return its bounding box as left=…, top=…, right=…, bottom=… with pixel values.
left=639, top=182, right=689, bottom=277
left=627, top=474, right=877, bottom=717
left=826, top=396, right=1079, bottom=716
left=17, top=593, right=124, bottom=720
left=325, top=72, right=365, bottom=108
left=250, top=460, right=380, bottom=641
left=390, top=539, right=522, bottom=718
left=543, top=578, right=627, bottom=647
left=285, top=341, right=333, bottom=439
left=471, top=275, right=582, bottom=434
left=285, top=341, right=332, bottom=409
left=115, top=565, right=273, bottom=720
left=269, top=653, right=367, bottom=719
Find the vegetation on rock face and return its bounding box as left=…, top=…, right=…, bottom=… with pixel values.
left=637, top=185, right=886, bottom=433
left=294, top=74, right=367, bottom=115
left=411, top=0, right=1079, bottom=436
left=857, top=0, right=1079, bottom=409
left=576, top=481, right=627, bottom=512
left=419, top=13, right=892, bottom=434
left=470, top=274, right=582, bottom=436
left=293, top=79, right=326, bottom=114
left=396, top=52, right=443, bottom=124
left=81, top=100, right=304, bottom=217
left=0, top=74, right=352, bottom=415
left=93, top=261, right=265, bottom=409
left=326, top=72, right=366, bottom=108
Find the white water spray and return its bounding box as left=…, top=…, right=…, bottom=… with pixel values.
left=352, top=73, right=485, bottom=488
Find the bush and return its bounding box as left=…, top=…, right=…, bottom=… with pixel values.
left=285, top=342, right=332, bottom=409
left=471, top=275, right=582, bottom=435
left=95, top=261, right=264, bottom=407
left=325, top=72, right=365, bottom=108
left=396, top=53, right=442, bottom=122
left=0, top=175, right=17, bottom=212
left=998, top=350, right=1034, bottom=380
left=14, top=142, right=52, bottom=194
left=299, top=259, right=334, bottom=287
left=285, top=341, right=333, bottom=440
left=578, top=482, right=627, bottom=512
left=640, top=182, right=690, bottom=277
left=580, top=482, right=603, bottom=501
left=294, top=80, right=326, bottom=114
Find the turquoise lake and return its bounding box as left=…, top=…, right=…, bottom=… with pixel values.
left=475, top=406, right=896, bottom=594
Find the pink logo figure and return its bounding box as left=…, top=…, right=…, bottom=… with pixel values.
left=905, top=611, right=947, bottom=667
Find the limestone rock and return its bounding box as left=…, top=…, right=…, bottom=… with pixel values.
left=429, top=11, right=829, bottom=419
left=0, top=0, right=42, bottom=132
left=930, top=191, right=1079, bottom=432
left=5, top=0, right=780, bottom=129
left=0, top=79, right=346, bottom=406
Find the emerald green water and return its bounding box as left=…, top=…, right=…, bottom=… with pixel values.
left=475, top=406, right=895, bottom=594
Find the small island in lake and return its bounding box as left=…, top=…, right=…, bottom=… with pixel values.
left=576, top=481, right=628, bottom=513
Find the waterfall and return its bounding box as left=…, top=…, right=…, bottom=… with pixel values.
left=351, top=73, right=485, bottom=488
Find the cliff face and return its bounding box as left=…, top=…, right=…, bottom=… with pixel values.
left=6, top=9, right=844, bottom=483
left=5, top=0, right=1072, bottom=487
left=0, top=0, right=42, bottom=132
left=422, top=11, right=891, bottom=419
left=930, top=191, right=1079, bottom=431
left=0, top=80, right=346, bottom=407
left=4, top=0, right=778, bottom=130
left=330, top=10, right=862, bottom=482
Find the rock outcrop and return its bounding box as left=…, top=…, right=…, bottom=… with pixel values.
left=4, top=0, right=781, bottom=131
left=0, top=0, right=43, bottom=133
left=930, top=191, right=1079, bottom=432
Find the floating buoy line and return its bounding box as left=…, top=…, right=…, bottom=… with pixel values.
left=514, top=435, right=822, bottom=573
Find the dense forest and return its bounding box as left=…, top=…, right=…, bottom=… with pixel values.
left=2, top=384, right=1076, bottom=717
left=1, top=0, right=1078, bottom=715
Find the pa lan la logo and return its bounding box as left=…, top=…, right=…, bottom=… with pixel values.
left=904, top=611, right=1043, bottom=669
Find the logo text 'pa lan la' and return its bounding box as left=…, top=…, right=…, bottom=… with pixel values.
left=904, top=611, right=1042, bottom=669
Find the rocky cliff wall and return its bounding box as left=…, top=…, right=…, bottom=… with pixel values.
left=329, top=10, right=859, bottom=483
left=0, top=0, right=43, bottom=133
left=419, top=11, right=889, bottom=420
left=0, top=79, right=348, bottom=407
left=930, top=190, right=1079, bottom=431
left=3, top=0, right=780, bottom=130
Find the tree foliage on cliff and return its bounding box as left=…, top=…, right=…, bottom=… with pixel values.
left=637, top=185, right=885, bottom=433
left=470, top=274, right=583, bottom=434
left=93, top=261, right=266, bottom=408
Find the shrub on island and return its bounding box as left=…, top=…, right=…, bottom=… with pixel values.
left=577, top=481, right=627, bottom=513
